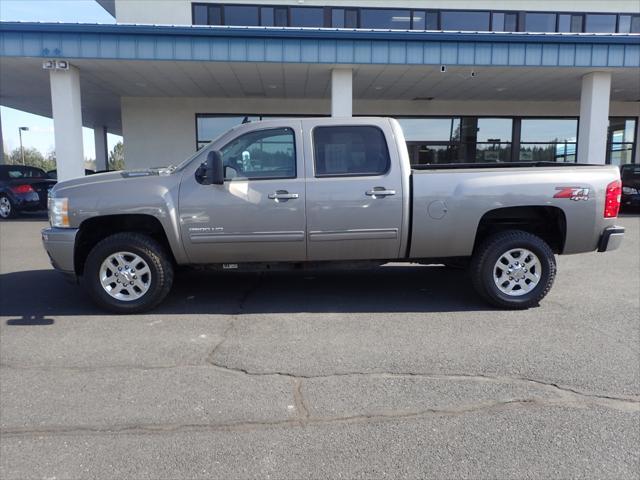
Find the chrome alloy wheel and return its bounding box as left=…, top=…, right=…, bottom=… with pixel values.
left=99, top=251, right=151, bottom=301
left=0, top=197, right=11, bottom=218
left=493, top=248, right=542, bottom=297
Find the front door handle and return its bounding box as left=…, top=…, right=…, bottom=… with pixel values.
left=365, top=187, right=396, bottom=198
left=268, top=190, right=299, bottom=202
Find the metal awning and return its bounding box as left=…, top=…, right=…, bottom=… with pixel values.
left=1, top=22, right=639, bottom=68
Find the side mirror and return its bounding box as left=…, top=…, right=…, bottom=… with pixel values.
left=206, top=150, right=224, bottom=185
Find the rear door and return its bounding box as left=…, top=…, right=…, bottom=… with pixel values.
left=179, top=121, right=307, bottom=263
left=302, top=118, right=404, bottom=261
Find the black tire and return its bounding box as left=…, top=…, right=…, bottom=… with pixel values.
left=470, top=230, right=556, bottom=310
left=0, top=194, right=17, bottom=219
left=82, top=232, right=174, bottom=314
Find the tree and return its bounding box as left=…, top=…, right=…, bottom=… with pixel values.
left=108, top=142, right=125, bottom=171
left=7, top=147, right=56, bottom=172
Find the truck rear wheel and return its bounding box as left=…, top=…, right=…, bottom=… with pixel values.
left=470, top=230, right=556, bottom=310
left=82, top=232, right=174, bottom=314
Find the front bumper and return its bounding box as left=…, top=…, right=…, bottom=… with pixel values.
left=41, top=227, right=79, bottom=275
left=597, top=226, right=625, bottom=253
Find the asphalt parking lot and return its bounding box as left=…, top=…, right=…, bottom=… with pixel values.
left=0, top=214, right=639, bottom=479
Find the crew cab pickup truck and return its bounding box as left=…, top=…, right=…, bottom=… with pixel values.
left=42, top=117, right=624, bottom=313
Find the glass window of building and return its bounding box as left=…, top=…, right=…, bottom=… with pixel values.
left=290, top=7, right=324, bottom=27
left=585, top=14, right=617, bottom=33
left=224, top=6, right=259, bottom=26
left=425, top=11, right=439, bottom=30
left=260, top=7, right=274, bottom=26
left=558, top=14, right=583, bottom=32
left=332, top=8, right=345, bottom=28
left=607, top=118, right=637, bottom=166
left=221, top=128, right=296, bottom=180
left=196, top=116, right=260, bottom=149
left=345, top=9, right=358, bottom=28
left=398, top=118, right=460, bottom=142
left=313, top=126, right=390, bottom=176
left=208, top=5, right=222, bottom=25
left=457, top=118, right=513, bottom=163
left=441, top=11, right=490, bottom=31
left=519, top=119, right=578, bottom=162
left=360, top=9, right=411, bottom=29
left=492, top=12, right=518, bottom=32
left=274, top=7, right=288, bottom=27
left=618, top=14, right=640, bottom=33
left=193, top=4, right=207, bottom=25
left=412, top=11, right=426, bottom=30
left=524, top=13, right=557, bottom=32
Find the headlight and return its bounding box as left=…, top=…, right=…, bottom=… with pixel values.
left=48, top=197, right=70, bottom=227
left=622, top=186, right=638, bottom=195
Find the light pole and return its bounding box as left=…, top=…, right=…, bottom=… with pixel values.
left=18, top=127, right=29, bottom=165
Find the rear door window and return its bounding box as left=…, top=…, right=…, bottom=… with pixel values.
left=313, top=126, right=390, bottom=177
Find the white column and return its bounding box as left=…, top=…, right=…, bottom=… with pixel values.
left=635, top=117, right=640, bottom=164
left=94, top=126, right=108, bottom=171
left=331, top=68, right=353, bottom=117
left=577, top=72, right=611, bottom=164
left=50, top=64, right=85, bottom=180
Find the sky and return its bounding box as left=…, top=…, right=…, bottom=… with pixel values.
left=0, top=0, right=119, bottom=158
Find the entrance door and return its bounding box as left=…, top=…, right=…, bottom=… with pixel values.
left=303, top=120, right=404, bottom=261
left=179, top=123, right=306, bottom=263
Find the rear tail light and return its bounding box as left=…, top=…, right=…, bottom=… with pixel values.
left=9, top=184, right=35, bottom=194
left=604, top=180, right=621, bottom=218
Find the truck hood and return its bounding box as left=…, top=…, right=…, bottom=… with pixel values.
left=51, top=168, right=174, bottom=196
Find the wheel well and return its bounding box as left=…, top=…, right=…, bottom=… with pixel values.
left=74, top=214, right=175, bottom=276
left=474, top=206, right=567, bottom=254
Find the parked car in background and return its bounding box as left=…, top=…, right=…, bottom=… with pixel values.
left=47, top=169, right=96, bottom=180
left=0, top=165, right=55, bottom=219
left=620, top=164, right=640, bottom=211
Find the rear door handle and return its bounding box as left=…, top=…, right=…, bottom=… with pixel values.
left=268, top=190, right=299, bottom=201
left=365, top=187, right=396, bottom=198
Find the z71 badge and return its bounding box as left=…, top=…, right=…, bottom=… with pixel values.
left=553, top=186, right=590, bottom=201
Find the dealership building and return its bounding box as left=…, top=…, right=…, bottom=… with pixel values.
left=0, top=0, right=639, bottom=180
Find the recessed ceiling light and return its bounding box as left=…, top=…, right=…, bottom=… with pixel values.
left=374, top=86, right=384, bottom=90
left=496, top=87, right=507, bottom=92
left=268, top=84, right=278, bottom=89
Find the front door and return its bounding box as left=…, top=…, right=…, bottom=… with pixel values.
left=303, top=120, right=404, bottom=261
left=179, top=123, right=306, bottom=264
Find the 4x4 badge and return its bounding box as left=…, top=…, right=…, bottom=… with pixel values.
left=554, top=187, right=590, bottom=201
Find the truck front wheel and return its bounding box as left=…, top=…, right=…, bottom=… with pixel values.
left=82, top=232, right=174, bottom=314
left=470, top=230, right=556, bottom=310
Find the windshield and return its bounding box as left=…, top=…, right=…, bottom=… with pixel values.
left=621, top=164, right=640, bottom=181
left=0, top=166, right=47, bottom=180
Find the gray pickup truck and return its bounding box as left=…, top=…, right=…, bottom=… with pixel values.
left=42, top=117, right=624, bottom=313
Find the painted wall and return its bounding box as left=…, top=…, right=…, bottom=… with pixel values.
left=121, top=96, right=640, bottom=168
left=113, top=0, right=640, bottom=24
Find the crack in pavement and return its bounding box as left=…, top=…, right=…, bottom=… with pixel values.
left=0, top=397, right=604, bottom=439
left=292, top=377, right=310, bottom=424
left=203, top=362, right=640, bottom=412
left=205, top=273, right=263, bottom=365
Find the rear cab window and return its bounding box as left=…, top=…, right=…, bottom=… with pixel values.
left=313, top=126, right=390, bottom=177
